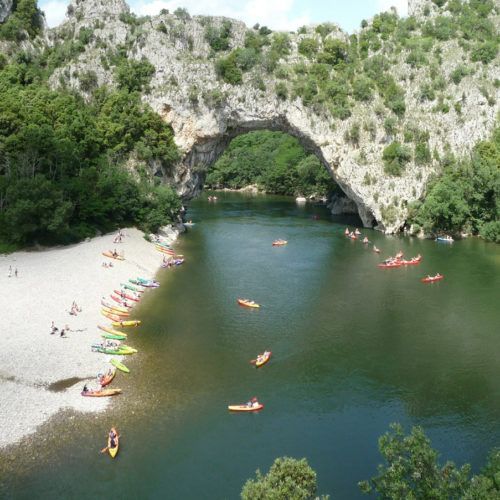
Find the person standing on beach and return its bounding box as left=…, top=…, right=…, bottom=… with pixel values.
left=14, top=268, right=18, bottom=277
left=8, top=265, right=12, bottom=277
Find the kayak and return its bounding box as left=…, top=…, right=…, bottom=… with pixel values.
left=108, top=427, right=119, bottom=458
left=238, top=298, right=260, bottom=308
left=98, top=325, right=127, bottom=337
left=111, top=358, right=130, bottom=373
left=110, top=294, right=133, bottom=308
left=400, top=258, right=421, bottom=266
left=436, top=237, right=454, bottom=243
left=101, top=311, right=123, bottom=322
left=113, top=290, right=140, bottom=302
left=101, top=332, right=127, bottom=340
left=102, top=251, right=124, bottom=261
left=136, top=277, right=160, bottom=287
left=228, top=404, right=264, bottom=412
left=120, top=283, right=144, bottom=293
left=101, top=306, right=130, bottom=317
left=111, top=320, right=141, bottom=327
left=155, top=245, right=175, bottom=255
left=81, top=388, right=122, bottom=397
left=101, top=300, right=129, bottom=314
left=378, top=262, right=402, bottom=268
left=98, top=368, right=116, bottom=387
left=255, top=351, right=272, bottom=368
left=272, top=240, right=288, bottom=246
left=421, top=274, right=444, bottom=283
left=93, top=346, right=136, bottom=355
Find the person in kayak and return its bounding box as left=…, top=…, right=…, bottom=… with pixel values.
left=363, top=237, right=369, bottom=244
left=109, top=429, right=117, bottom=448
left=82, top=384, right=89, bottom=393
left=344, top=227, right=349, bottom=235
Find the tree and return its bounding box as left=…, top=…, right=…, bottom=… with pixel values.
left=382, top=142, right=411, bottom=175
left=241, top=457, right=319, bottom=500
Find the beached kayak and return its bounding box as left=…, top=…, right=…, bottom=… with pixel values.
left=255, top=351, right=272, bottom=368
left=81, top=388, right=122, bottom=397
left=101, top=311, right=123, bottom=322
left=111, top=358, right=130, bottom=373
left=98, top=368, right=116, bottom=387
left=98, top=325, right=128, bottom=337
left=102, top=251, right=125, bottom=260
left=228, top=403, right=264, bottom=412
left=238, top=298, right=260, bottom=308
left=113, top=290, right=140, bottom=302
left=421, top=274, right=444, bottom=283
left=102, top=305, right=130, bottom=317
left=136, top=277, right=160, bottom=287
left=120, top=283, right=144, bottom=293
left=108, top=428, right=119, bottom=458
left=155, top=245, right=176, bottom=255
left=101, top=300, right=130, bottom=314
left=101, top=332, right=127, bottom=340
left=111, top=320, right=141, bottom=327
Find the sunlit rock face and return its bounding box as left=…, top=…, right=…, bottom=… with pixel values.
left=47, top=0, right=499, bottom=232
left=0, top=0, right=13, bottom=22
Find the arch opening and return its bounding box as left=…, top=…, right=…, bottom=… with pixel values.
left=171, top=121, right=376, bottom=228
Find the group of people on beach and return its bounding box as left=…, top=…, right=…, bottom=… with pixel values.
left=7, top=265, right=18, bottom=277
left=113, top=229, right=124, bottom=244
left=102, top=261, right=114, bottom=268
left=69, top=301, right=82, bottom=316
left=50, top=321, right=71, bottom=337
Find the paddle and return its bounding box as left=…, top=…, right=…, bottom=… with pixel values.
left=100, top=446, right=108, bottom=454
left=249, top=359, right=257, bottom=365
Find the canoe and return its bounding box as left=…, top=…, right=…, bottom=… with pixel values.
left=99, top=368, right=116, bottom=387
left=155, top=245, right=175, bottom=255
left=98, top=325, right=127, bottom=337
left=111, top=320, right=141, bottom=327
left=101, top=311, right=123, bottom=322
left=108, top=427, right=119, bottom=459
left=184, top=222, right=195, bottom=226
left=110, top=294, right=133, bottom=308
left=113, top=290, right=140, bottom=302
left=272, top=240, right=287, bottom=246
left=238, top=299, right=260, bottom=308
left=81, top=388, right=122, bottom=397
left=228, top=404, right=264, bottom=412
left=120, top=283, right=144, bottom=293
left=421, top=275, right=444, bottom=283
left=111, top=358, right=129, bottom=373
left=436, top=237, right=453, bottom=243
left=102, top=251, right=125, bottom=261
left=255, top=351, right=272, bottom=368
left=101, top=300, right=129, bottom=314
left=400, top=259, right=421, bottom=266
left=102, top=306, right=130, bottom=317
left=136, top=277, right=160, bottom=287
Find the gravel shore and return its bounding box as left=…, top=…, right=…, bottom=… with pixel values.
left=0, top=227, right=179, bottom=449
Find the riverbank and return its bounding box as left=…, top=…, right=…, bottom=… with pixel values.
left=0, top=226, right=181, bottom=449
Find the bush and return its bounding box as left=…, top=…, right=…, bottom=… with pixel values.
left=298, top=38, right=319, bottom=59
left=215, top=53, right=242, bottom=85
left=382, top=142, right=411, bottom=175
left=352, top=76, right=373, bottom=101
left=205, top=20, right=232, bottom=52
left=415, top=142, right=431, bottom=165
left=471, top=42, right=498, bottom=64
left=450, top=65, right=470, bottom=84
left=275, top=82, right=287, bottom=100
left=116, top=58, right=155, bottom=92
left=173, top=7, right=190, bottom=21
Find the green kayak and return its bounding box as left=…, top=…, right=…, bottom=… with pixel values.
left=121, top=282, right=142, bottom=293
left=101, top=332, right=127, bottom=341
left=111, top=358, right=130, bottom=373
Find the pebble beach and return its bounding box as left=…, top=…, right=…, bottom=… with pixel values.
left=0, top=227, right=180, bottom=449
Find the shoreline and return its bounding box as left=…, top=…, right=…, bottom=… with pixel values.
left=0, top=225, right=182, bottom=449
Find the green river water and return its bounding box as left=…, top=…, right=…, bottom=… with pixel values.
left=1, top=192, right=500, bottom=499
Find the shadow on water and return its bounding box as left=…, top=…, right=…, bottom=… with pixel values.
left=1, top=192, right=499, bottom=499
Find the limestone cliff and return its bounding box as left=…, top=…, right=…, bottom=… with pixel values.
left=0, top=0, right=13, bottom=23
left=45, top=0, right=499, bottom=232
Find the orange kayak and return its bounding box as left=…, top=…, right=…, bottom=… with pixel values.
left=101, top=310, right=124, bottom=322
left=102, top=251, right=124, bottom=261
left=81, top=388, right=122, bottom=397
left=255, top=351, right=272, bottom=368
left=237, top=298, right=260, bottom=308
left=98, top=369, right=116, bottom=387
left=421, top=274, right=444, bottom=283
left=101, top=306, right=130, bottom=317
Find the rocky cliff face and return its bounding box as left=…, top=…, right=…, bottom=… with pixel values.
left=0, top=0, right=13, bottom=23
left=46, top=0, right=499, bottom=232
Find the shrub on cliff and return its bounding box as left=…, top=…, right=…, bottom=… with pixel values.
left=382, top=142, right=411, bottom=176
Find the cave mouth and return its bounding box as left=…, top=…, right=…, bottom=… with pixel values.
left=182, top=128, right=372, bottom=227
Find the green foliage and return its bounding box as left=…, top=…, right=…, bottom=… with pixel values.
left=0, top=0, right=43, bottom=41
left=450, top=64, right=471, bottom=84
left=298, top=38, right=319, bottom=59
left=205, top=20, right=232, bottom=52
left=206, top=131, right=336, bottom=197
left=471, top=41, right=498, bottom=64
left=352, top=76, right=373, bottom=102
left=241, top=457, right=319, bottom=500
left=275, top=82, right=287, bottom=100
left=0, top=59, right=180, bottom=246
left=215, top=52, right=243, bottom=85
left=270, top=33, right=291, bottom=57
left=382, top=142, right=411, bottom=176
left=317, top=38, right=347, bottom=66
left=409, top=125, right=499, bottom=240
left=173, top=7, right=190, bottom=21
left=115, top=58, right=155, bottom=92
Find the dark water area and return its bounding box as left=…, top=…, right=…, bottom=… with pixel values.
left=2, top=192, right=499, bottom=499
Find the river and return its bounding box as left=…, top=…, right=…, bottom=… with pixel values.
left=2, top=192, right=500, bottom=499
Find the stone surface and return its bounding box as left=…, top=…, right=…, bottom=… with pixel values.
left=0, top=0, right=13, bottom=23
left=45, top=0, right=499, bottom=233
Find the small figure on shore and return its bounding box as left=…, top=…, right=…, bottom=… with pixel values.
left=14, top=267, right=18, bottom=277
left=60, top=328, right=66, bottom=338
left=8, top=265, right=12, bottom=278
left=82, top=384, right=89, bottom=393
left=50, top=321, right=59, bottom=335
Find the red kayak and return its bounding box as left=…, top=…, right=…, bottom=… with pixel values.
left=401, top=255, right=422, bottom=265
left=113, top=290, right=140, bottom=302
left=421, top=274, right=444, bottom=283
left=378, top=262, right=402, bottom=268
left=110, top=295, right=132, bottom=308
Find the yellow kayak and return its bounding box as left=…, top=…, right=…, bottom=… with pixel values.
left=228, top=403, right=264, bottom=412
left=111, top=320, right=141, bottom=327
left=237, top=298, right=260, bottom=308
left=101, top=310, right=123, bottom=321
left=108, top=427, right=119, bottom=458
left=98, top=325, right=127, bottom=337
left=102, top=305, right=130, bottom=317
left=102, top=251, right=124, bottom=261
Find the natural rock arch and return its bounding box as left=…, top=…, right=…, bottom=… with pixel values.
left=50, top=0, right=499, bottom=233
